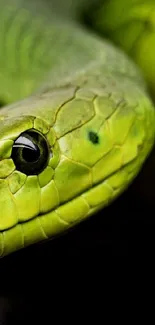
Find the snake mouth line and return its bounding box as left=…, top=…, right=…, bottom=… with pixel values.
left=0, top=156, right=137, bottom=235
left=36, top=156, right=139, bottom=219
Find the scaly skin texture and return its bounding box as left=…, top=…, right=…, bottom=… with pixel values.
left=0, top=0, right=154, bottom=256
left=91, top=0, right=155, bottom=100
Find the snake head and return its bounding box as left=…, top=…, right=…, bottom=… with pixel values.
left=0, top=82, right=154, bottom=257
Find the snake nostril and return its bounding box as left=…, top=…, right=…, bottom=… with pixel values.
left=88, top=131, right=99, bottom=144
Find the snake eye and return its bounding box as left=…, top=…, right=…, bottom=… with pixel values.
left=11, top=129, right=50, bottom=175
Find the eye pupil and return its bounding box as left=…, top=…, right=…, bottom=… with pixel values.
left=11, top=129, right=50, bottom=176
left=22, top=145, right=40, bottom=163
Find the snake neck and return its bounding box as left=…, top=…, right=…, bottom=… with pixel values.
left=0, top=0, right=145, bottom=105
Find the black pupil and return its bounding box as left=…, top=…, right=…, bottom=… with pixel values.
left=22, top=145, right=40, bottom=163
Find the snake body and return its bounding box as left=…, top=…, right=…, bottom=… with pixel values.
left=0, top=0, right=154, bottom=257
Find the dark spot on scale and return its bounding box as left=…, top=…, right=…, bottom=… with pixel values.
left=88, top=131, right=99, bottom=144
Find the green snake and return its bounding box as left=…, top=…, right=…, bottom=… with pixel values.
left=0, top=0, right=155, bottom=257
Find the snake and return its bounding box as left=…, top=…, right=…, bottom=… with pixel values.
left=0, top=0, right=155, bottom=257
